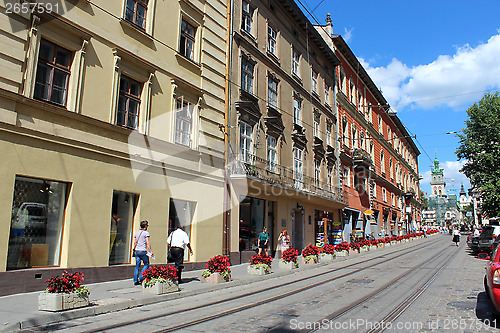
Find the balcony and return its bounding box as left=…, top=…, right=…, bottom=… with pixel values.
left=352, top=148, right=373, bottom=170
left=228, top=153, right=343, bottom=203
left=405, top=187, right=416, bottom=199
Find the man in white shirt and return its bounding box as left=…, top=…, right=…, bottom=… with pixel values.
left=167, top=225, right=193, bottom=284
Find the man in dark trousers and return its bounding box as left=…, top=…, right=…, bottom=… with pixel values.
left=167, top=224, right=193, bottom=284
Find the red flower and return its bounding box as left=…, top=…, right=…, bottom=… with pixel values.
left=281, top=248, right=299, bottom=262
left=301, top=244, right=320, bottom=257
left=44, top=271, right=86, bottom=294
left=206, top=255, right=231, bottom=274
left=250, top=253, right=273, bottom=266
left=142, top=265, right=178, bottom=282
left=334, top=242, right=349, bottom=252
left=321, top=244, right=336, bottom=254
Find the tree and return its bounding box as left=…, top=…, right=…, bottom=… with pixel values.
left=456, top=92, right=500, bottom=218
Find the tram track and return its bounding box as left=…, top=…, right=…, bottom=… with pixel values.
left=76, top=237, right=442, bottom=333
left=299, top=240, right=461, bottom=333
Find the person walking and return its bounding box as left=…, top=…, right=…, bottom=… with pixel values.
left=452, top=227, right=461, bottom=246
left=167, top=225, right=193, bottom=284
left=132, top=220, right=153, bottom=286
left=258, top=227, right=269, bottom=255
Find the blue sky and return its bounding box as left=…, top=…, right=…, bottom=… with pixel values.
left=300, top=0, right=500, bottom=197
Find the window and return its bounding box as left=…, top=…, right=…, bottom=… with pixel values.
left=388, top=127, right=392, bottom=142
left=267, top=136, right=277, bottom=172
left=370, top=141, right=374, bottom=162
left=293, top=147, right=304, bottom=189
left=267, top=25, right=277, bottom=56
left=292, top=49, right=300, bottom=76
left=109, top=191, right=137, bottom=265
left=351, top=125, right=357, bottom=148
left=180, top=20, right=196, bottom=61
left=268, top=77, right=278, bottom=108
left=326, top=122, right=332, bottom=146
left=383, top=188, right=387, bottom=202
left=312, top=70, right=318, bottom=94
left=344, top=167, right=350, bottom=187
left=293, top=98, right=302, bottom=126
left=360, top=132, right=365, bottom=150
left=34, top=40, right=72, bottom=106
left=350, top=82, right=355, bottom=104
left=325, top=84, right=330, bottom=105
left=7, top=176, right=68, bottom=269
left=241, top=57, right=254, bottom=93
left=381, top=151, right=385, bottom=174
left=314, top=113, right=320, bottom=138
left=314, top=159, right=321, bottom=187
left=117, top=75, right=142, bottom=129
left=241, top=0, right=253, bottom=34
left=378, top=115, right=383, bottom=134
left=391, top=193, right=395, bottom=206
left=125, top=0, right=148, bottom=29
left=390, top=159, right=394, bottom=179
left=240, top=121, right=253, bottom=163
left=174, top=95, right=194, bottom=147
left=342, top=117, right=348, bottom=147
left=339, top=69, right=345, bottom=93
left=327, top=165, right=334, bottom=191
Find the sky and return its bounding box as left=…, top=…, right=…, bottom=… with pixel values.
left=299, top=0, right=500, bottom=198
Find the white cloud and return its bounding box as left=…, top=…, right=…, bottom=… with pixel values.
left=343, top=27, right=353, bottom=43
left=361, top=31, right=500, bottom=110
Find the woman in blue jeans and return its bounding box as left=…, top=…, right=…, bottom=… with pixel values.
left=132, top=220, right=153, bottom=285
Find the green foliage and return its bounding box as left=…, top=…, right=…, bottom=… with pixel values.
left=456, top=92, right=500, bottom=217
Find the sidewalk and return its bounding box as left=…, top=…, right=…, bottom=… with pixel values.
left=0, top=239, right=428, bottom=332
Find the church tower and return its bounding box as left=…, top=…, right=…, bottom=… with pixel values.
left=430, top=154, right=446, bottom=197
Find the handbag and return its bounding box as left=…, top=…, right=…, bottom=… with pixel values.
left=167, top=249, right=174, bottom=263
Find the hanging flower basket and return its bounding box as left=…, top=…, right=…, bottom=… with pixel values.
left=39, top=271, right=90, bottom=312
left=201, top=255, right=231, bottom=283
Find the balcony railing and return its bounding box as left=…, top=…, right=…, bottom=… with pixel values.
left=229, top=153, right=343, bottom=202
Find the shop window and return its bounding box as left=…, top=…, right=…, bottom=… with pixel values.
left=7, top=176, right=68, bottom=270
left=109, top=191, right=137, bottom=265
left=168, top=198, right=195, bottom=261
left=239, top=196, right=265, bottom=251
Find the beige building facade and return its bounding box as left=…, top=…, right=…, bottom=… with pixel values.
left=0, top=0, right=227, bottom=284
left=227, top=0, right=345, bottom=263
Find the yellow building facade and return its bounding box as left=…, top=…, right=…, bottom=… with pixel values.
left=0, top=0, right=227, bottom=281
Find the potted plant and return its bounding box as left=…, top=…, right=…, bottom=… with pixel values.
left=142, top=265, right=179, bottom=294
left=334, top=242, right=349, bottom=256
left=248, top=253, right=272, bottom=275
left=358, top=239, right=370, bottom=252
left=279, top=248, right=299, bottom=269
left=369, top=239, right=379, bottom=250
left=349, top=242, right=360, bottom=254
left=202, top=255, right=231, bottom=283
left=319, top=244, right=336, bottom=262
left=39, top=271, right=90, bottom=312
left=302, top=244, right=320, bottom=264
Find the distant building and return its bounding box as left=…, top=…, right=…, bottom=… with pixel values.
left=422, top=155, right=459, bottom=227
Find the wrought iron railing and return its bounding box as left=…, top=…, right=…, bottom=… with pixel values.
left=228, top=154, right=343, bottom=202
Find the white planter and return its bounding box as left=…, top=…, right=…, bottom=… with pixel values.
left=391, top=241, right=397, bottom=245
left=377, top=243, right=385, bottom=248
left=143, top=280, right=179, bottom=295
left=279, top=261, right=298, bottom=270
left=360, top=246, right=369, bottom=252
left=319, top=253, right=335, bottom=262
left=335, top=250, right=349, bottom=257
left=201, top=272, right=226, bottom=283
left=302, top=256, right=318, bottom=265
left=369, top=246, right=377, bottom=251
left=248, top=265, right=270, bottom=275
left=39, top=292, right=89, bottom=312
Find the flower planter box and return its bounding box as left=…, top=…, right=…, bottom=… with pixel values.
left=143, top=280, right=179, bottom=295
left=279, top=261, right=298, bottom=270
left=248, top=265, right=270, bottom=275
left=302, top=256, right=318, bottom=265
left=349, top=249, right=360, bottom=255
left=377, top=243, right=385, bottom=248
left=39, top=292, right=89, bottom=312
left=335, top=250, right=349, bottom=257
left=369, top=246, right=377, bottom=251
left=360, top=246, right=369, bottom=252
left=390, top=241, right=397, bottom=245
left=319, top=253, right=335, bottom=263
left=201, top=272, right=226, bottom=283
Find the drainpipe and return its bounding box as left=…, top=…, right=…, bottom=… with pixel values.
left=223, top=0, right=234, bottom=256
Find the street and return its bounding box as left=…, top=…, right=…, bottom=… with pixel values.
left=17, top=234, right=499, bottom=333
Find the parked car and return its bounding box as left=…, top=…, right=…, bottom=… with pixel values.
left=478, top=225, right=500, bottom=253
left=483, top=246, right=500, bottom=318
left=470, top=235, right=480, bottom=252
left=11, top=202, right=47, bottom=238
